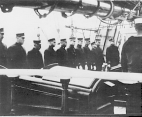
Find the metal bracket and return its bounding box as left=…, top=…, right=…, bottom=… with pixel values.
left=61, top=0, right=82, bottom=18
left=98, top=17, right=122, bottom=25
left=84, top=1, right=100, bottom=18
left=0, top=4, right=13, bottom=13
left=100, top=1, right=114, bottom=19
left=34, top=1, right=58, bottom=18
left=127, top=1, right=142, bottom=21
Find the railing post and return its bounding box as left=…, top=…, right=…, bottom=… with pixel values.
left=60, top=79, right=70, bottom=114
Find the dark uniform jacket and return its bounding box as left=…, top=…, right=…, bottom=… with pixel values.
left=27, top=48, right=44, bottom=69
left=44, top=46, right=56, bottom=67
left=90, top=48, right=96, bottom=65
left=56, top=45, right=68, bottom=66
left=91, top=46, right=105, bottom=71
left=83, top=45, right=91, bottom=70
left=106, top=44, right=120, bottom=67
left=0, top=41, right=7, bottom=67
left=121, top=36, right=142, bottom=73
left=7, top=43, right=27, bottom=69
left=67, top=45, right=77, bottom=68
left=76, top=44, right=85, bottom=69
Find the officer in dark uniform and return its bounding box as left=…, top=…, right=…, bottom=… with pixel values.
left=121, top=18, right=142, bottom=114
left=83, top=38, right=91, bottom=70
left=67, top=37, right=77, bottom=68
left=27, top=39, right=44, bottom=69
left=90, top=41, right=97, bottom=70
left=121, top=18, right=142, bottom=73
left=0, top=28, right=7, bottom=68
left=76, top=38, right=85, bottom=69
left=7, top=33, right=27, bottom=69
left=91, top=41, right=105, bottom=71
left=106, top=38, right=120, bottom=67
left=56, top=38, right=68, bottom=66
left=44, top=38, right=56, bottom=67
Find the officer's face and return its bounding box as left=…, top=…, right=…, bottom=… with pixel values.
left=96, top=41, right=100, bottom=46
left=17, top=36, right=25, bottom=45
left=70, top=40, right=76, bottom=46
left=61, top=41, right=67, bottom=47
left=64, top=41, right=67, bottom=46
left=85, top=40, right=90, bottom=45
left=34, top=43, right=41, bottom=50
left=52, top=40, right=56, bottom=47
left=0, top=33, right=4, bottom=41
left=78, top=40, right=83, bottom=45
left=92, top=44, right=97, bottom=49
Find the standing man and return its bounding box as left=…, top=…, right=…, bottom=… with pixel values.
left=121, top=18, right=142, bottom=73
left=83, top=38, right=91, bottom=70
left=56, top=38, right=68, bottom=66
left=67, top=37, right=77, bottom=68
left=106, top=38, right=120, bottom=67
left=76, top=38, right=85, bottom=69
left=7, top=33, right=27, bottom=69
left=90, top=42, right=97, bottom=70
left=94, top=41, right=105, bottom=71
left=27, top=39, right=44, bottom=69
left=0, top=28, right=7, bottom=68
left=44, top=38, right=56, bottom=67
left=121, top=18, right=142, bottom=113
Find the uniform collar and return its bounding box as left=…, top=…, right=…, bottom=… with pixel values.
left=49, top=45, right=54, bottom=49
left=77, top=44, right=82, bottom=48
left=70, top=45, right=74, bottom=48
left=16, top=42, right=22, bottom=46
left=61, top=45, right=66, bottom=49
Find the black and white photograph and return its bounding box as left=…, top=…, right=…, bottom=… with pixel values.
left=0, top=0, right=142, bottom=116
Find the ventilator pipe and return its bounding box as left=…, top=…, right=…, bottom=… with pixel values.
left=0, top=0, right=137, bottom=21
left=53, top=0, right=135, bottom=20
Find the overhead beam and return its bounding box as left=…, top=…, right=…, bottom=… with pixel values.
left=0, top=0, right=136, bottom=19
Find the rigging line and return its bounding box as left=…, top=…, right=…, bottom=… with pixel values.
left=39, top=27, right=48, bottom=40
left=95, top=21, right=101, bottom=41
left=82, top=30, right=85, bottom=39
left=76, top=30, right=84, bottom=34
left=103, top=20, right=111, bottom=51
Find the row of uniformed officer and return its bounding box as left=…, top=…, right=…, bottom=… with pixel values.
left=0, top=29, right=43, bottom=69
left=0, top=28, right=105, bottom=70
left=44, top=37, right=92, bottom=69
left=0, top=28, right=27, bottom=69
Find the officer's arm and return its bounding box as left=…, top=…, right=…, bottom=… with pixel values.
left=27, top=52, right=33, bottom=69
left=7, top=47, right=14, bottom=69
left=76, top=49, right=80, bottom=66
left=106, top=48, right=110, bottom=64
left=121, top=45, right=128, bottom=72
left=56, top=50, right=61, bottom=64
left=44, top=50, right=50, bottom=67
left=67, top=49, right=72, bottom=66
